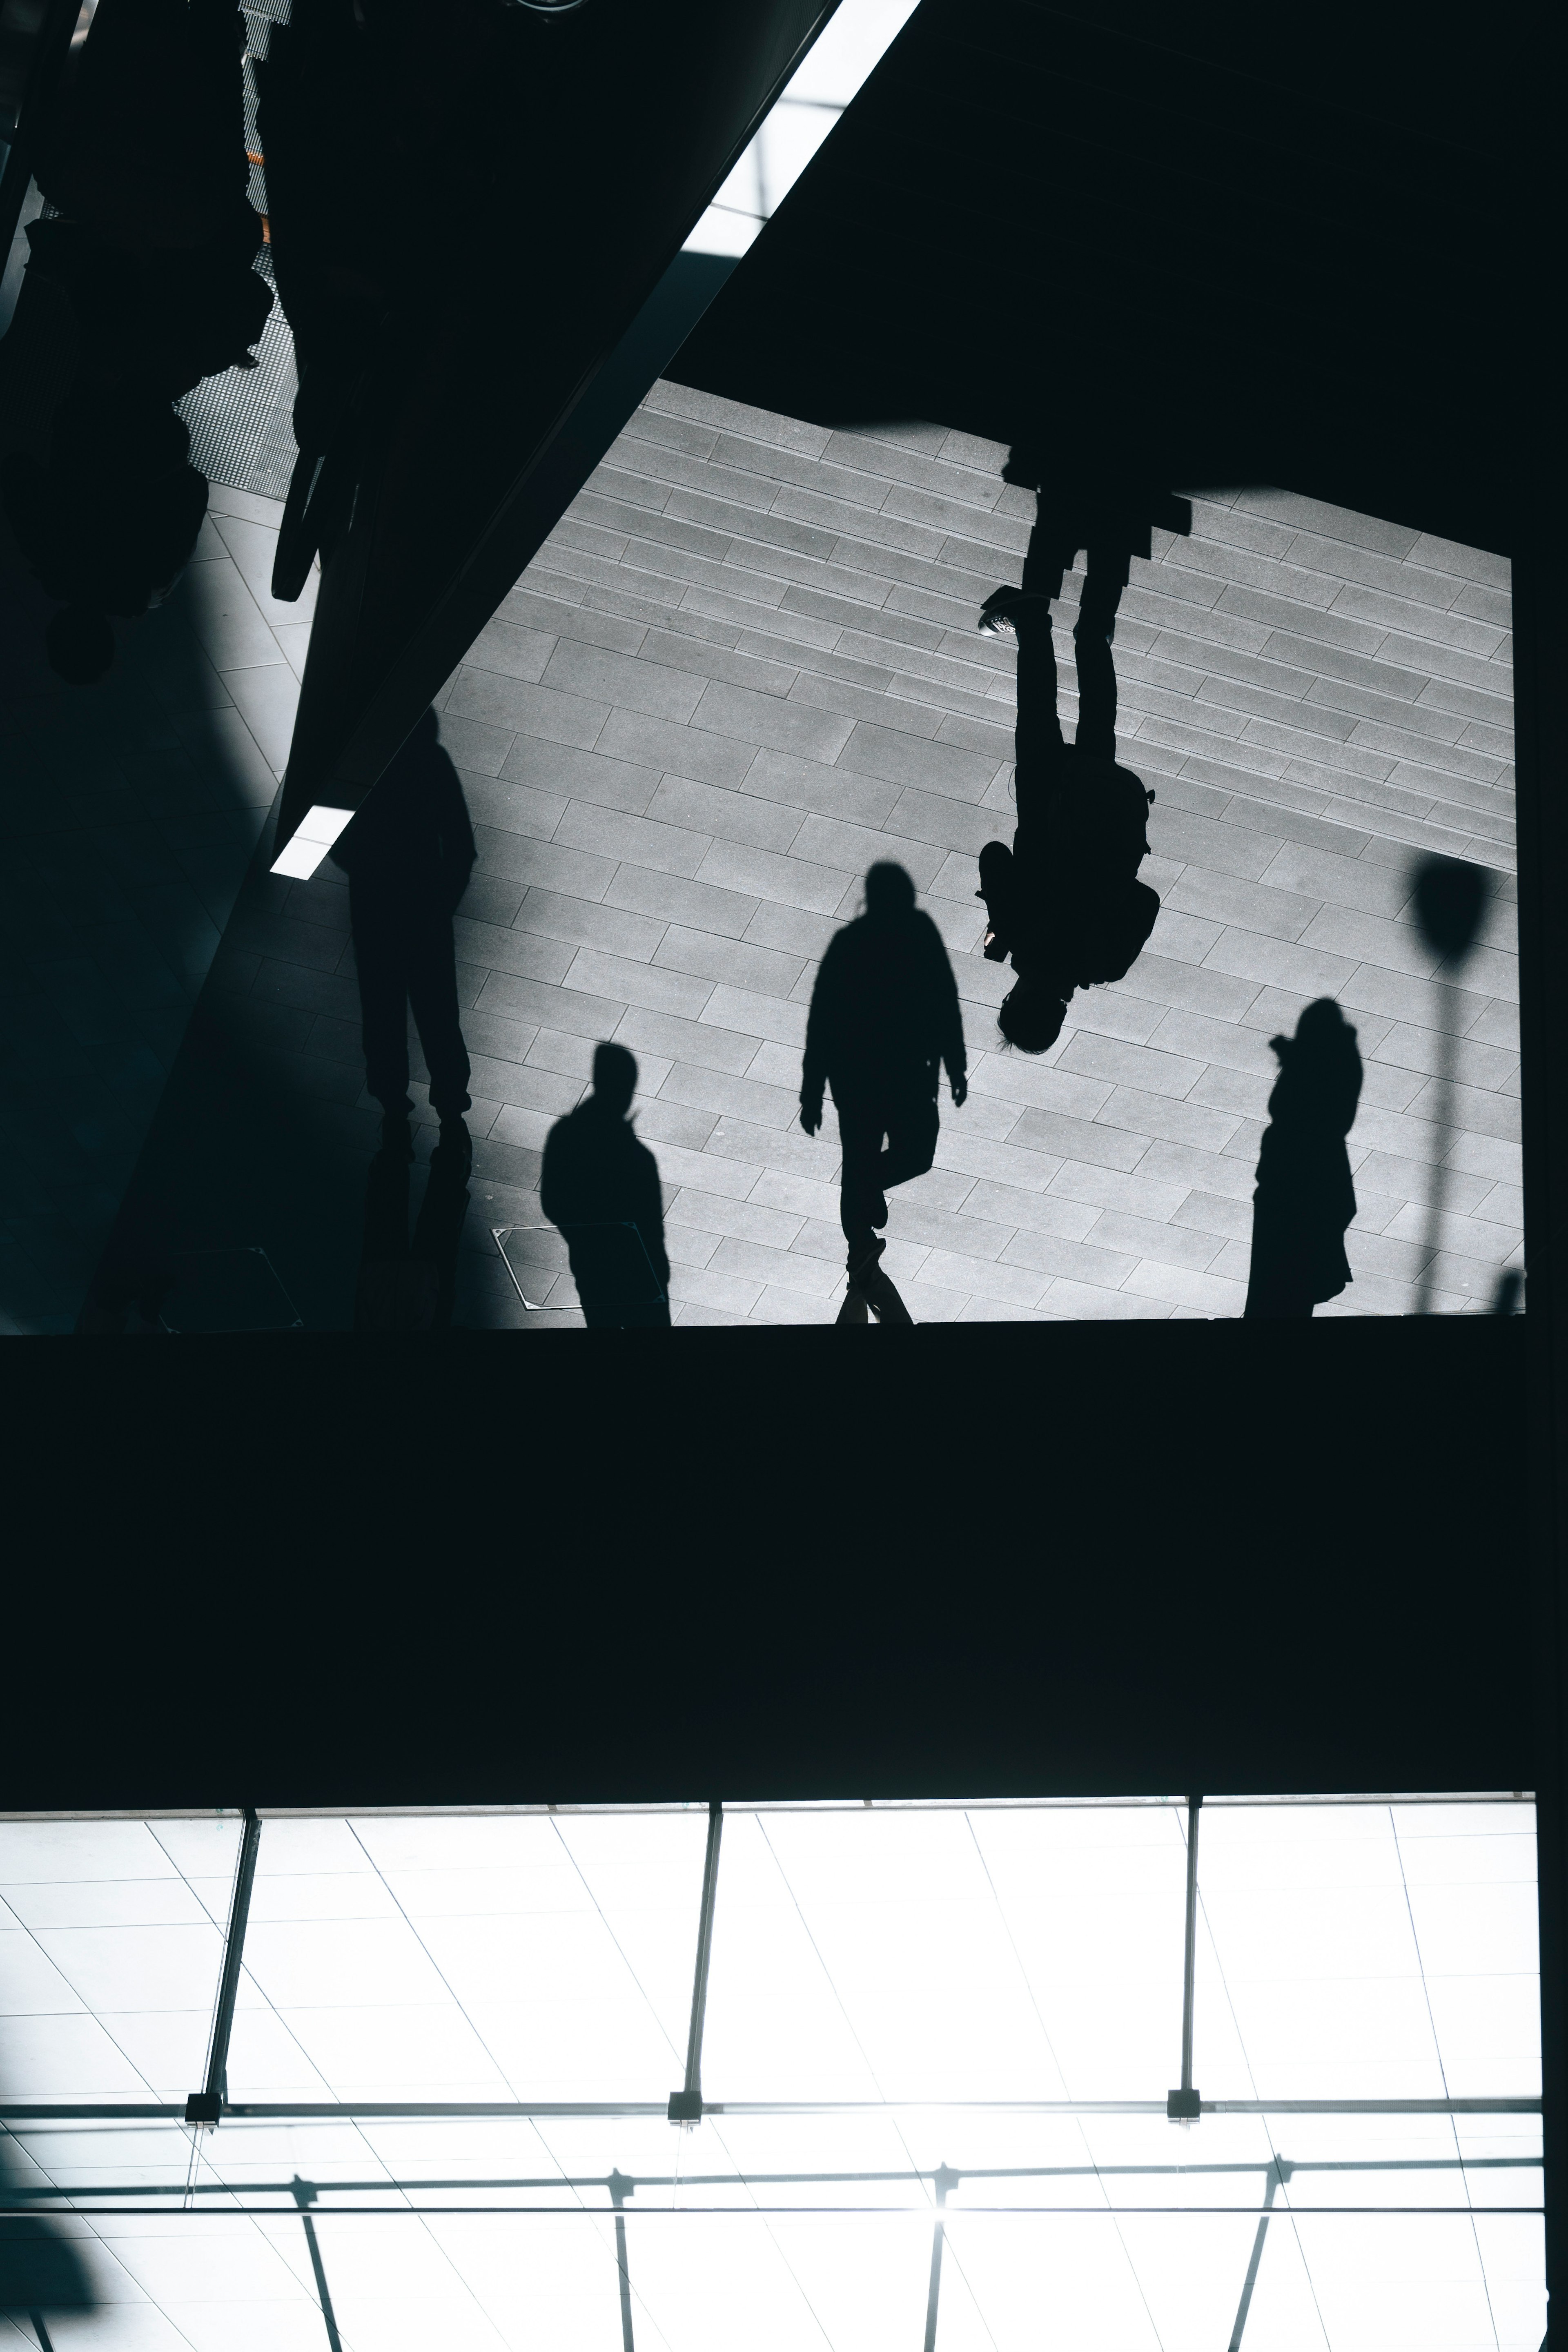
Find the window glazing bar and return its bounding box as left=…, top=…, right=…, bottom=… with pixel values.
left=608, top=2167, right=635, bottom=2352
left=668, top=1801, right=723, bottom=2123
left=1168, top=1795, right=1203, bottom=2121
left=0, top=2095, right=1542, bottom=2122
left=185, top=1807, right=261, bottom=2126
left=921, top=2166, right=956, bottom=2352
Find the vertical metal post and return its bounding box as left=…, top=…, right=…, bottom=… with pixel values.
left=187, top=1809, right=261, bottom=2125
left=669, top=1802, right=723, bottom=2123
left=922, top=2166, right=956, bottom=2352
left=290, top=2178, right=344, bottom=2352
left=1168, top=1795, right=1203, bottom=2120
left=608, top=2168, right=636, bottom=2352
left=1181, top=1795, right=1201, bottom=2093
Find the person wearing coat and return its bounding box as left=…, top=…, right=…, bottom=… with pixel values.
left=1244, top=998, right=1364, bottom=1317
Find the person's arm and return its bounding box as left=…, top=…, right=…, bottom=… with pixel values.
left=922, top=915, right=968, bottom=1104
left=433, top=752, right=477, bottom=912
left=799, top=938, right=840, bottom=1134
left=637, top=1146, right=671, bottom=1292
left=976, top=840, right=1017, bottom=960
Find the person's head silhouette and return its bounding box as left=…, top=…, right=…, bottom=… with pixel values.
left=46, top=603, right=114, bottom=684
left=863, top=861, right=916, bottom=920
left=998, top=975, right=1067, bottom=1055
left=592, top=1041, right=637, bottom=1117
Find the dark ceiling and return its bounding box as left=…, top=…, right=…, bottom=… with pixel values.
left=670, top=0, right=1529, bottom=553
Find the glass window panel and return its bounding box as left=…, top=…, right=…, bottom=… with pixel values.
left=1471, top=2213, right=1550, bottom=2352
left=626, top=2209, right=930, bottom=2352
left=938, top=2212, right=1182, bottom=2352
left=229, top=1811, right=708, bottom=2102
left=1194, top=1806, right=1445, bottom=2098
left=421, top=2213, right=626, bottom=2352
left=1390, top=1803, right=1541, bottom=2095
left=967, top=1806, right=1192, bottom=2097
left=1289, top=2212, right=1520, bottom=2352
left=705, top=1809, right=1080, bottom=2101
left=0, top=1820, right=240, bottom=2099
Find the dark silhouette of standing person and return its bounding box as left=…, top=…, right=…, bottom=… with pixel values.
left=328, top=708, right=476, bottom=1164
left=540, top=1043, right=671, bottom=1329
left=974, top=490, right=1160, bottom=1053
left=1244, top=998, right=1363, bottom=1318
left=1, top=389, right=209, bottom=682
left=800, top=862, right=967, bottom=1312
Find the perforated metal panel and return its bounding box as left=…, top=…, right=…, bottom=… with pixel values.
left=174, top=1, right=298, bottom=501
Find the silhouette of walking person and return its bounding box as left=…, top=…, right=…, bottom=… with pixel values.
left=328, top=708, right=476, bottom=1165
left=974, top=484, right=1162, bottom=1052
left=540, top=1043, right=671, bottom=1328
left=800, top=861, right=967, bottom=1321
left=1244, top=998, right=1363, bottom=1318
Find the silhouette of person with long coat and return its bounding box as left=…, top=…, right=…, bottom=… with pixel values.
left=1244, top=998, right=1363, bottom=1318
left=2, top=390, right=209, bottom=681
left=540, top=1043, right=671, bottom=1328
left=800, top=862, right=967, bottom=1303
left=974, top=491, right=1160, bottom=1053
left=329, top=708, right=475, bottom=1160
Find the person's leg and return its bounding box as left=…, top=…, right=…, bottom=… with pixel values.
left=406, top=900, right=472, bottom=1122
left=1073, top=537, right=1132, bottom=763
left=835, top=1094, right=886, bottom=1265
left=348, top=873, right=413, bottom=1119
left=880, top=1085, right=940, bottom=1196
left=1011, top=601, right=1066, bottom=831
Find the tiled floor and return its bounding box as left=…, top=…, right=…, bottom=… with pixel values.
left=3, top=359, right=1520, bottom=1330
left=383, top=383, right=1515, bottom=1325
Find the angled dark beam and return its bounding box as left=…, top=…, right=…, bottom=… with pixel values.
left=1226, top=2157, right=1288, bottom=2352
left=290, top=2178, right=344, bottom=2352
left=184, top=1808, right=261, bottom=2127
left=668, top=1800, right=723, bottom=2123
left=921, top=2165, right=956, bottom=2352
left=272, top=0, right=840, bottom=867
left=607, top=2167, right=636, bottom=2352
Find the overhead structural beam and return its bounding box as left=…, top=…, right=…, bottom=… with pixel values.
left=1168, top=1795, right=1203, bottom=2123
left=185, top=1808, right=261, bottom=2127
left=2, top=2095, right=1540, bottom=2125
left=669, top=1801, right=724, bottom=2123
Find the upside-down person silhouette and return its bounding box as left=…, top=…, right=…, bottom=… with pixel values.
left=329, top=708, right=476, bottom=1167
left=974, top=479, right=1164, bottom=1053
left=1244, top=998, right=1363, bottom=1318
left=540, top=1044, right=671, bottom=1329
left=800, top=862, right=967, bottom=1324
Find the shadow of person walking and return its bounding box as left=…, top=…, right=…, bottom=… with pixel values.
left=540, top=1042, right=671, bottom=1329
left=800, top=861, right=966, bottom=1324
left=973, top=476, right=1167, bottom=1053
left=354, top=1125, right=471, bottom=1331
left=330, top=705, right=477, bottom=1167
left=1244, top=998, right=1363, bottom=1319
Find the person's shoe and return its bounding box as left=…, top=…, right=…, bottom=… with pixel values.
left=978, top=585, right=1038, bottom=637
left=378, top=1111, right=414, bottom=1162
left=863, top=1265, right=915, bottom=1326
left=435, top=1115, right=472, bottom=1173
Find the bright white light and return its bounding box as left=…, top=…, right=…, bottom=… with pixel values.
left=684, top=0, right=921, bottom=257
left=269, top=803, right=354, bottom=880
